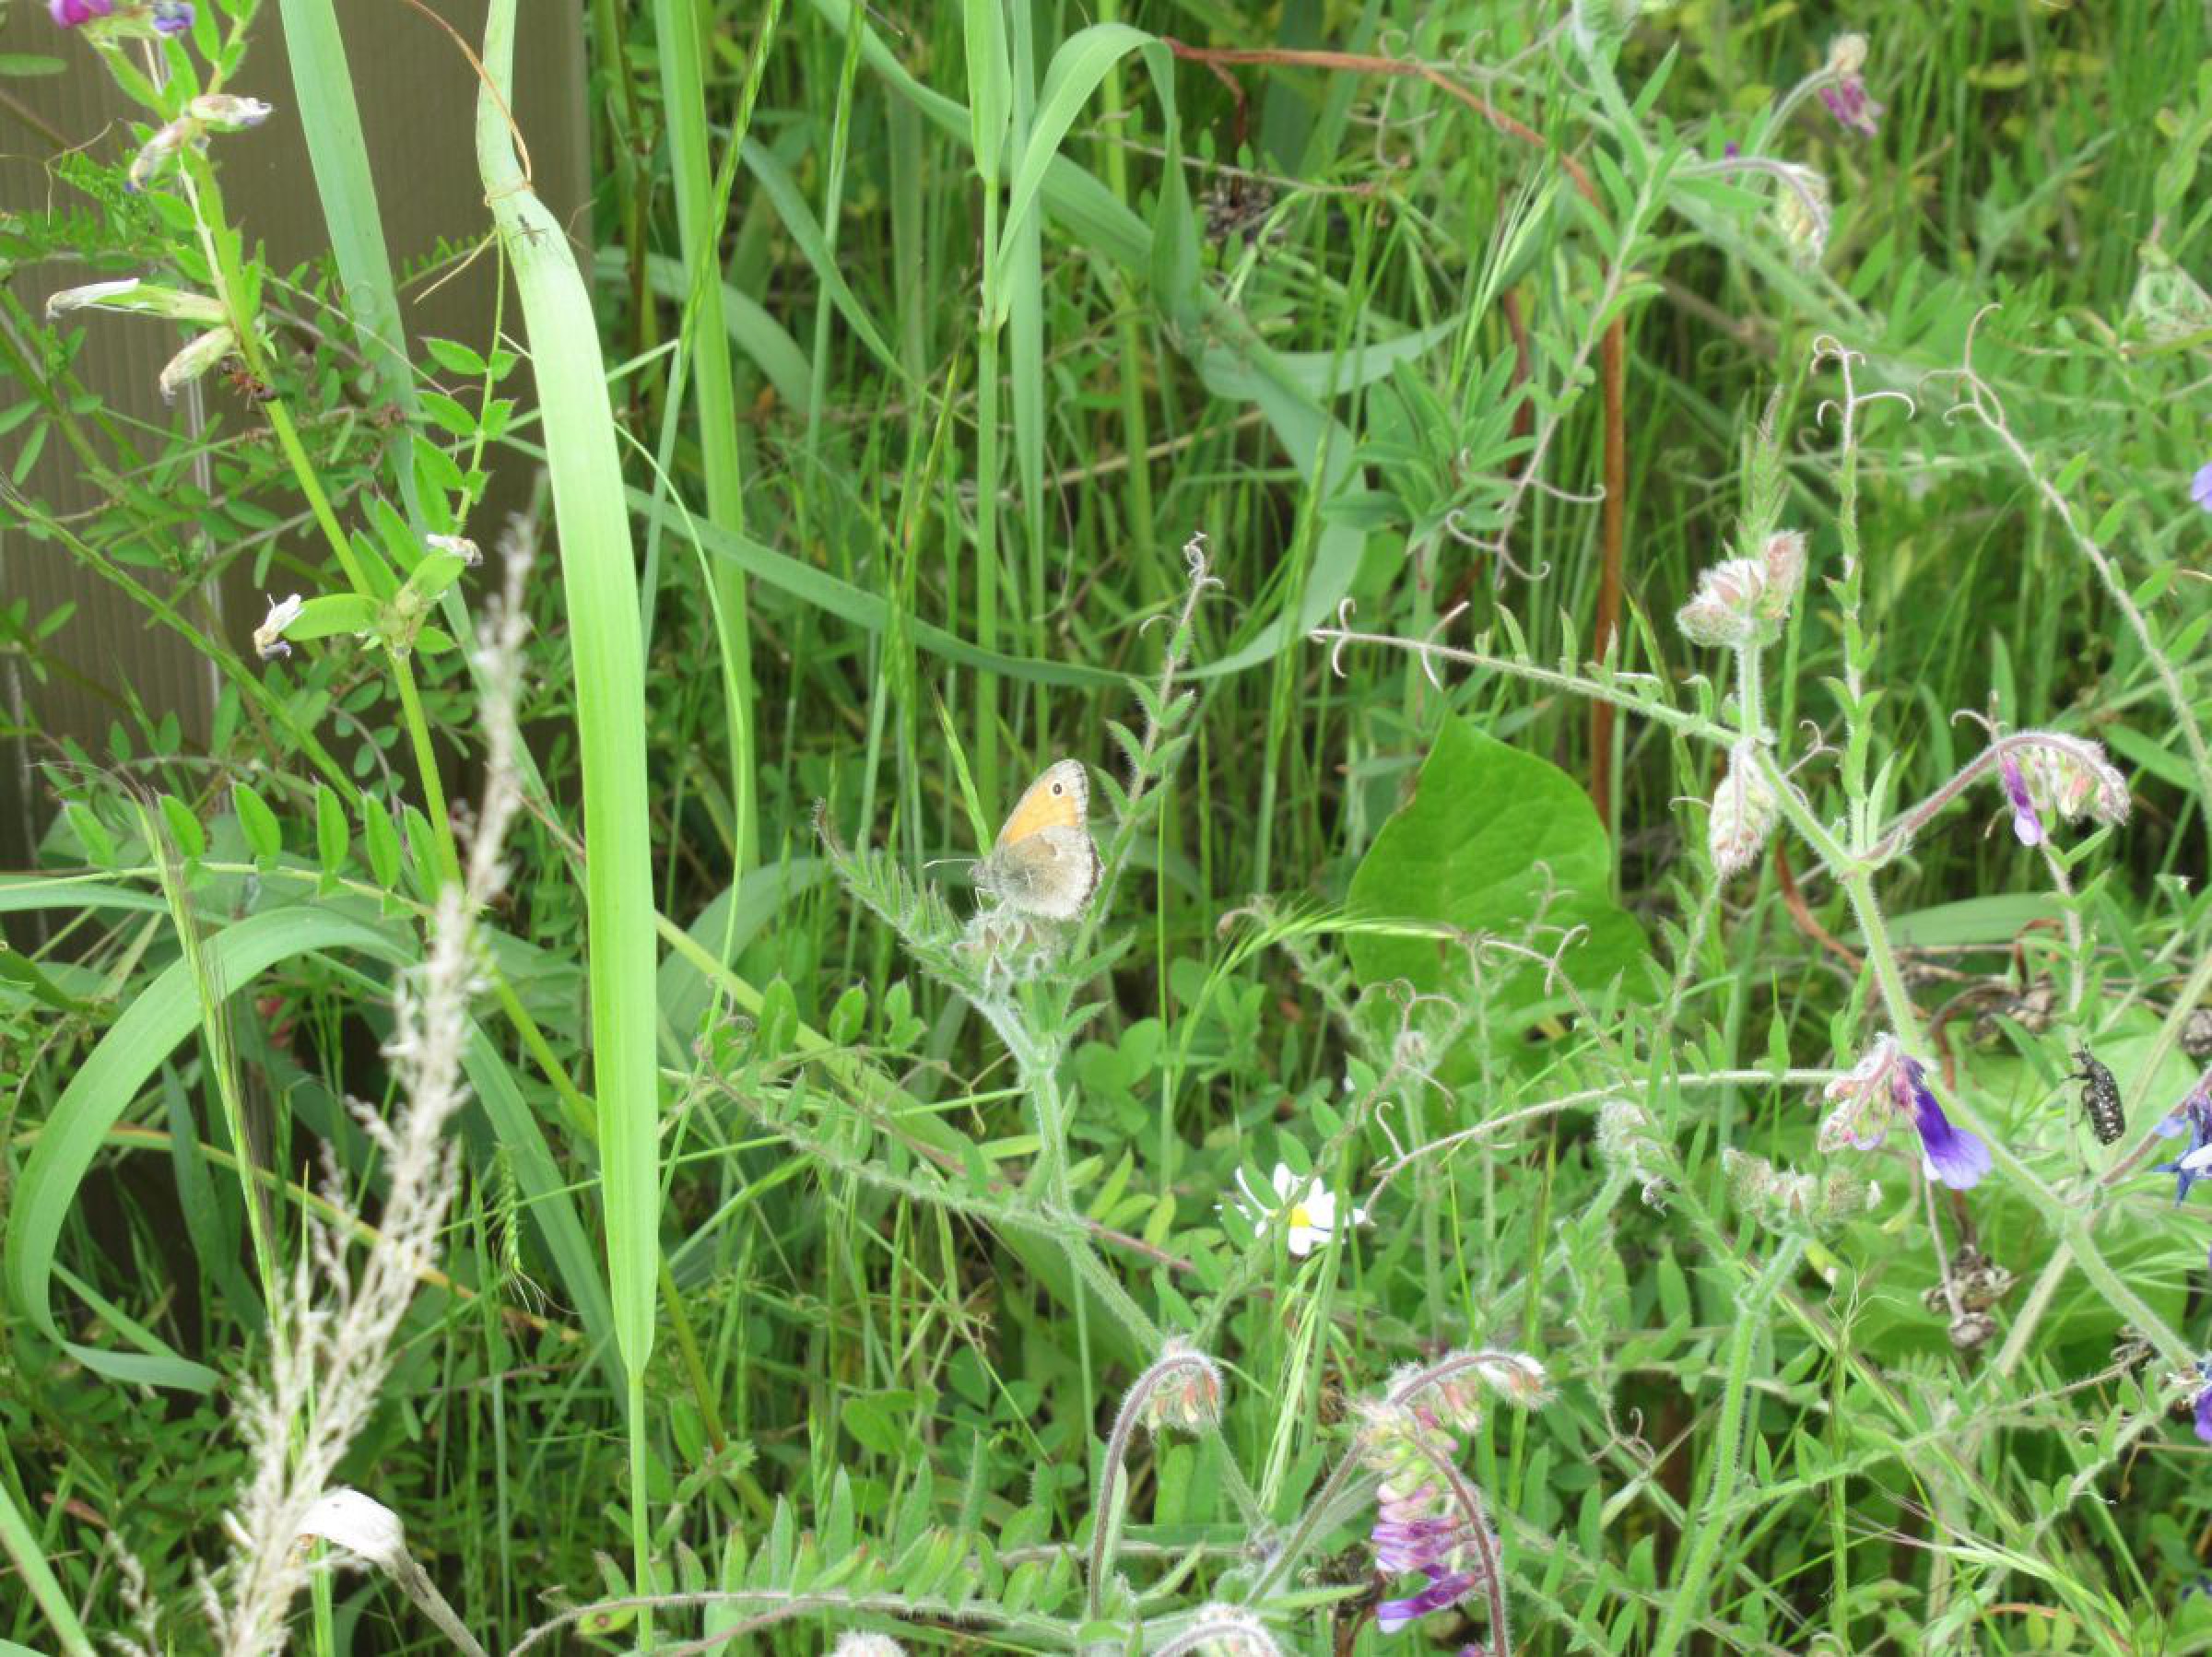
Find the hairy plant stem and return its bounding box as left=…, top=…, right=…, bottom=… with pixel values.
left=1087, top=1347, right=1220, bottom=1621
left=1648, top=1235, right=1805, bottom=1657
left=1398, top=1421, right=1512, bottom=1657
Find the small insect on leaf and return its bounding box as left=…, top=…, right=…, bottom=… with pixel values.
left=2068, top=1046, right=2125, bottom=1146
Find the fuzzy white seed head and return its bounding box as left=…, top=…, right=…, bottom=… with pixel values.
left=828, top=1635, right=907, bottom=1657
left=1708, top=745, right=1779, bottom=880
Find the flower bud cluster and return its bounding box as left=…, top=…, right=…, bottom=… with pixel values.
left=1390, top=1349, right=1553, bottom=1439
left=1676, top=530, right=1810, bottom=650
left=1594, top=1099, right=1673, bottom=1207
left=1722, top=1147, right=1880, bottom=1233
left=2016, top=741, right=2129, bottom=829
left=1140, top=1340, right=1224, bottom=1436
left=129, top=94, right=274, bottom=193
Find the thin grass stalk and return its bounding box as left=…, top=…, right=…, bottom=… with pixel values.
left=475, top=0, right=662, bottom=1634
left=1647, top=1236, right=1806, bottom=1657
left=0, top=1475, right=95, bottom=1657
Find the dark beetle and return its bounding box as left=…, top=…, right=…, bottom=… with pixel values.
left=2068, top=1047, right=2125, bottom=1146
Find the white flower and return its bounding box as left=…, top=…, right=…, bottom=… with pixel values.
left=828, top=1636, right=905, bottom=1657
left=253, top=592, right=303, bottom=660
left=426, top=533, right=481, bottom=566
left=188, top=93, right=275, bottom=131
left=295, top=1488, right=407, bottom=1575
left=45, top=278, right=143, bottom=318
left=1225, top=1161, right=1369, bottom=1257
left=159, top=326, right=234, bottom=402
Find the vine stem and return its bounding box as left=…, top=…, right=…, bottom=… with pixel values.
left=1086, top=1347, right=1221, bottom=1622
left=1648, top=1235, right=1806, bottom=1657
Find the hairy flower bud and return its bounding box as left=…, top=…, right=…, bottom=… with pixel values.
left=1676, top=558, right=1771, bottom=649
left=188, top=92, right=273, bottom=130
left=2017, top=741, right=2129, bottom=828
left=1595, top=1098, right=1671, bottom=1207
left=1774, top=168, right=1832, bottom=263
left=159, top=326, right=234, bottom=401
left=1724, top=1148, right=1879, bottom=1233
left=1708, top=744, right=1779, bottom=880
left=1141, top=1340, right=1224, bottom=1435
left=127, top=119, right=191, bottom=192
left=44, top=278, right=227, bottom=325
left=1755, top=530, right=1806, bottom=621
left=1172, top=1605, right=1286, bottom=1657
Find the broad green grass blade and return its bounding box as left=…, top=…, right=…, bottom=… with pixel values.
left=476, top=6, right=661, bottom=1619
left=4, top=904, right=619, bottom=1392
left=275, top=0, right=417, bottom=420
left=996, top=24, right=1175, bottom=276
left=5, top=908, right=394, bottom=1386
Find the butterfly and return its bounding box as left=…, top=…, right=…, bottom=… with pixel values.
left=972, top=758, right=1100, bottom=922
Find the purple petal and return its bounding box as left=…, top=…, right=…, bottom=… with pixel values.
left=1818, top=79, right=1883, bottom=137
left=49, top=0, right=115, bottom=23
left=2195, top=1384, right=2212, bottom=1444
left=1371, top=1517, right=1461, bottom=1574
left=2194, top=462, right=2212, bottom=512
left=1999, top=756, right=2043, bottom=847
left=1378, top=1569, right=1477, bottom=1633
left=151, top=0, right=192, bottom=31
left=1899, top=1062, right=1990, bottom=1189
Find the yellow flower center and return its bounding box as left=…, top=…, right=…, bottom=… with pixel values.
left=1288, top=1204, right=1314, bottom=1229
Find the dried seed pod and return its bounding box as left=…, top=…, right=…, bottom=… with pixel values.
left=2183, top=1008, right=2212, bottom=1063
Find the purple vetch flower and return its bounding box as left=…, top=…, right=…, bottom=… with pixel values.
left=2154, top=1087, right=2212, bottom=1204
left=49, top=0, right=190, bottom=32
left=2196, top=1376, right=2212, bottom=1444
left=1358, top=1404, right=1496, bottom=1638
left=1822, top=1037, right=1990, bottom=1188
left=1817, top=35, right=1883, bottom=137
left=1998, top=754, right=2044, bottom=846
left=2194, top=462, right=2212, bottom=514
left=1379, top=1567, right=1484, bottom=1635
left=1817, top=80, right=1883, bottom=137
left=1892, top=1056, right=1992, bottom=1189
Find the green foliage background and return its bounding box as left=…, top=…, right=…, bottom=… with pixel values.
left=6, top=0, right=2212, bottom=1651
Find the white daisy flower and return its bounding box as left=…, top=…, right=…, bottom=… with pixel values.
left=1225, top=1160, right=1370, bottom=1257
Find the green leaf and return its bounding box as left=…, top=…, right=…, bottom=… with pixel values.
left=157, top=793, right=206, bottom=860
left=1345, top=719, right=1651, bottom=1032
left=232, top=781, right=281, bottom=862
left=313, top=782, right=347, bottom=879
left=287, top=593, right=378, bottom=642
left=360, top=793, right=403, bottom=890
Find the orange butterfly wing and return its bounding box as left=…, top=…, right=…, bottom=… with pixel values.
left=994, top=758, right=1088, bottom=849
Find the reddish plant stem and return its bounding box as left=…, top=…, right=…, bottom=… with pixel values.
left=1160, top=38, right=1630, bottom=822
